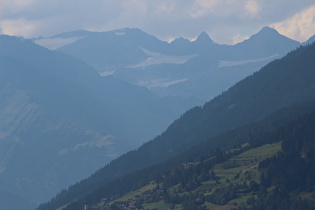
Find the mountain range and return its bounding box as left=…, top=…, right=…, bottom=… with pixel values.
left=1, top=26, right=314, bottom=210
left=35, top=26, right=300, bottom=101
left=36, top=35, right=315, bottom=209
left=0, top=35, right=196, bottom=209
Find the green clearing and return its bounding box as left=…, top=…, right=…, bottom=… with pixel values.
left=236, top=142, right=281, bottom=159
left=214, top=142, right=281, bottom=181
left=56, top=201, right=75, bottom=210
left=228, top=194, right=253, bottom=206
left=97, top=143, right=282, bottom=209
left=109, top=182, right=157, bottom=203
left=142, top=201, right=173, bottom=209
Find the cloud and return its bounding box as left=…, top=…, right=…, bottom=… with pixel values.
left=154, top=1, right=176, bottom=17
left=121, top=0, right=148, bottom=18
left=189, top=0, right=263, bottom=19
left=189, top=0, right=218, bottom=18
left=0, top=0, right=122, bottom=37
left=233, top=34, right=250, bottom=44
left=34, top=36, right=85, bottom=50
left=0, top=0, right=36, bottom=14
left=196, top=0, right=219, bottom=8
left=245, top=0, right=261, bottom=18
left=0, top=18, right=40, bottom=37
left=0, top=0, right=315, bottom=44
left=271, top=4, right=315, bottom=42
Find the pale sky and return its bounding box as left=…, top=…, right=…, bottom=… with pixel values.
left=0, top=0, right=315, bottom=44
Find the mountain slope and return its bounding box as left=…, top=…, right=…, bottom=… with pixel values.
left=0, top=35, right=195, bottom=209
left=38, top=39, right=315, bottom=210
left=40, top=95, right=315, bottom=210
left=226, top=26, right=300, bottom=60
left=52, top=28, right=170, bottom=72
left=1, top=35, right=187, bottom=145
left=136, top=42, right=315, bottom=161
left=36, top=27, right=300, bottom=102
left=99, top=104, right=315, bottom=210
left=110, top=27, right=300, bottom=101
left=305, top=34, right=315, bottom=45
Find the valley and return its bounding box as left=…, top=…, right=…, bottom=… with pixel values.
left=1, top=26, right=315, bottom=210
left=36, top=38, right=315, bottom=210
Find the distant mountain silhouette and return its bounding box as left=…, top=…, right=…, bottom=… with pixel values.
left=195, top=31, right=214, bottom=43
left=305, top=34, right=315, bottom=45
left=51, top=28, right=170, bottom=72
left=228, top=26, right=300, bottom=59
left=38, top=27, right=301, bottom=101
left=0, top=35, right=196, bottom=209
left=170, top=37, right=191, bottom=48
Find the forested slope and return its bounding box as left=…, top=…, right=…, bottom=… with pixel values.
left=38, top=100, right=315, bottom=209
left=49, top=99, right=315, bottom=210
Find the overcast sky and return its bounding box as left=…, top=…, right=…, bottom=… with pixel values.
left=0, top=0, right=315, bottom=44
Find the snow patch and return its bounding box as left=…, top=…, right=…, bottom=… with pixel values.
left=58, top=135, right=115, bottom=155
left=137, top=78, right=189, bottom=89
left=115, top=32, right=125, bottom=36
left=34, top=36, right=86, bottom=50
left=218, top=54, right=279, bottom=68
left=130, top=47, right=197, bottom=68
left=99, top=71, right=115, bottom=76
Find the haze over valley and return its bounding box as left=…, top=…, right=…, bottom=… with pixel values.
left=1, top=1, right=315, bottom=210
